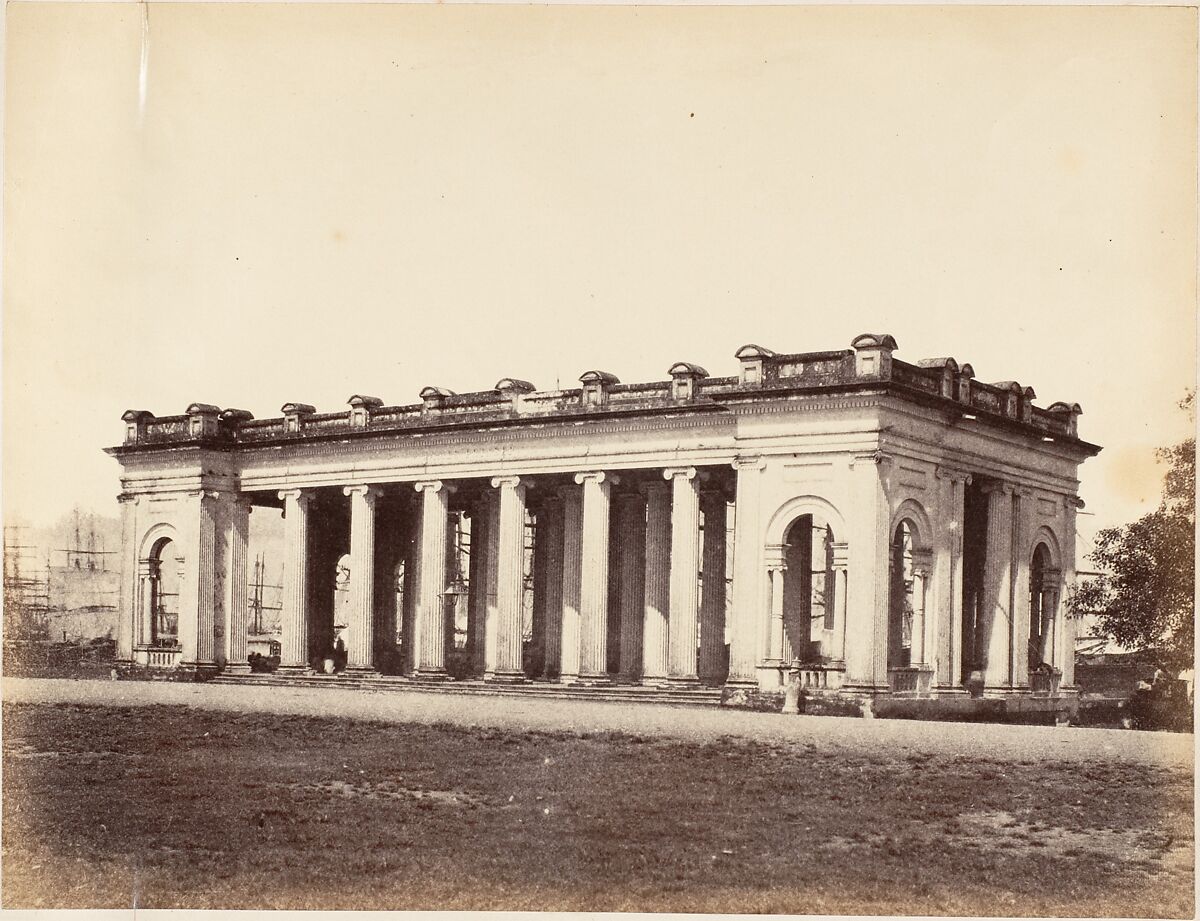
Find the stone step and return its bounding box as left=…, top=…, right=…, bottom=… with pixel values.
left=208, top=673, right=723, bottom=708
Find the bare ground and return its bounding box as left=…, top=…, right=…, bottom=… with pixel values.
left=0, top=678, right=1193, bottom=915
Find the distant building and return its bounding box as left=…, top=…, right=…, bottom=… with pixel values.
left=105, top=334, right=1099, bottom=705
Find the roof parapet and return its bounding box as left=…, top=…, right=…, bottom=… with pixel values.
left=851, top=333, right=898, bottom=379
left=281, top=402, right=316, bottom=434
left=734, top=344, right=776, bottom=386
left=669, top=362, right=709, bottom=402
left=186, top=403, right=221, bottom=438
left=580, top=370, right=620, bottom=407
left=348, top=395, right=384, bottom=428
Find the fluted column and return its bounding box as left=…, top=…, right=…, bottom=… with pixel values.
left=414, top=480, right=451, bottom=677
left=665, top=466, right=700, bottom=684
left=699, top=489, right=728, bottom=683
left=343, top=485, right=379, bottom=672
left=616, top=492, right=647, bottom=680
left=279, top=488, right=312, bottom=671
left=223, top=497, right=252, bottom=673
left=727, top=456, right=765, bottom=686
left=540, top=496, right=565, bottom=678
left=576, top=471, right=613, bottom=680
left=488, top=476, right=528, bottom=681
left=982, top=481, right=1015, bottom=689
left=641, top=481, right=671, bottom=683
left=559, top=484, right=583, bottom=683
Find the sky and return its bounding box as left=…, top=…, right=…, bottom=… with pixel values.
left=4, top=3, right=1196, bottom=542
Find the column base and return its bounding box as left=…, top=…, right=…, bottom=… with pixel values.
left=343, top=666, right=379, bottom=678
left=224, top=663, right=252, bottom=676
left=177, top=662, right=220, bottom=682
left=484, top=669, right=527, bottom=684
left=665, top=674, right=701, bottom=687
left=574, top=673, right=615, bottom=686
left=413, top=667, right=450, bottom=681
left=276, top=664, right=311, bottom=676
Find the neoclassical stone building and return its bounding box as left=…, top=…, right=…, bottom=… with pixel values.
left=106, top=334, right=1099, bottom=702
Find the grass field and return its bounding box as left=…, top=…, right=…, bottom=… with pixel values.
left=2, top=701, right=1193, bottom=915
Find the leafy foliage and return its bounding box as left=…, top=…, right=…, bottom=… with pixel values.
left=1069, top=393, right=1195, bottom=669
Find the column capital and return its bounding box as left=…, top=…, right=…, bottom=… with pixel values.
left=574, top=470, right=615, bottom=486
left=911, top=547, right=934, bottom=575
left=414, top=480, right=454, bottom=495
left=663, top=466, right=697, bottom=482
left=764, top=543, right=787, bottom=570
left=343, top=484, right=382, bottom=502
left=850, top=450, right=893, bottom=470
left=1014, top=485, right=1036, bottom=499
left=190, top=488, right=222, bottom=501
left=278, top=488, right=312, bottom=507
left=556, top=483, right=580, bottom=501
left=980, top=480, right=1014, bottom=497
left=732, top=455, right=766, bottom=472
left=935, top=465, right=973, bottom=484
left=639, top=480, right=669, bottom=498
left=616, top=490, right=646, bottom=507
left=490, top=475, right=524, bottom=490
left=117, top=492, right=140, bottom=505
left=1064, top=495, right=1085, bottom=511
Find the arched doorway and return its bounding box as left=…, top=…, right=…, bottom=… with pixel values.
left=782, top=514, right=836, bottom=663
left=887, top=521, right=916, bottom=669
left=147, top=536, right=180, bottom=647
left=1028, top=543, right=1055, bottom=671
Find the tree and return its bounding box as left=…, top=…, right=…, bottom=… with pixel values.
left=1068, top=393, right=1195, bottom=670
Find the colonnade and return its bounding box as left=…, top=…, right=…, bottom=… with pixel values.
left=275, top=467, right=732, bottom=685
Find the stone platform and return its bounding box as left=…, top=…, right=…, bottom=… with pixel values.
left=209, top=672, right=725, bottom=709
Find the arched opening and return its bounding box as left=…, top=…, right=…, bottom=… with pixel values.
left=148, top=537, right=180, bottom=647
left=888, top=520, right=916, bottom=669
left=782, top=514, right=836, bottom=663
left=1028, top=543, right=1054, bottom=671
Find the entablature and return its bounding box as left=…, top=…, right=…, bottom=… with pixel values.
left=106, top=335, right=1099, bottom=466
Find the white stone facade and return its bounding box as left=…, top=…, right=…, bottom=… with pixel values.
left=107, top=334, right=1098, bottom=699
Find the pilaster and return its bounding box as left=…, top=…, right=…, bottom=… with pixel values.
left=843, top=452, right=892, bottom=692
left=1012, top=487, right=1036, bottom=688
left=115, top=494, right=139, bottom=664
left=179, top=489, right=219, bottom=673
left=727, top=456, right=765, bottom=686
left=934, top=466, right=971, bottom=690
left=981, top=481, right=1015, bottom=689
